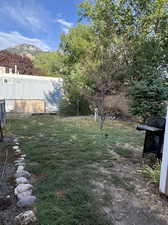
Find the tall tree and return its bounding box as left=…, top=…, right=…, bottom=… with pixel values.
left=33, top=51, right=65, bottom=77
left=79, top=0, right=168, bottom=39
left=59, top=23, right=129, bottom=127
left=79, top=0, right=168, bottom=120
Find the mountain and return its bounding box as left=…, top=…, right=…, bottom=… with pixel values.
left=6, top=44, right=44, bottom=59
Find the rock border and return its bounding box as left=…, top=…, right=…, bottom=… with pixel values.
left=13, top=138, right=38, bottom=225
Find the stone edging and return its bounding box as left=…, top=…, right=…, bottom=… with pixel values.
left=12, top=138, right=38, bottom=225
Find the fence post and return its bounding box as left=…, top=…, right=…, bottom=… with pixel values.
left=160, top=106, right=168, bottom=195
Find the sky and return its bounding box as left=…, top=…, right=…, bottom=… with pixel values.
left=0, top=0, right=83, bottom=51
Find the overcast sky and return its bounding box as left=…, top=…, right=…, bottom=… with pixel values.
left=0, top=0, right=83, bottom=51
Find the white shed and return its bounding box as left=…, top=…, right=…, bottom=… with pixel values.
left=0, top=74, right=63, bottom=113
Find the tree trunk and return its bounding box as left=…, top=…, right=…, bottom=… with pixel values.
left=99, top=88, right=105, bottom=129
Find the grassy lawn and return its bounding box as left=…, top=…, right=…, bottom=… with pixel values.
left=6, top=116, right=144, bottom=225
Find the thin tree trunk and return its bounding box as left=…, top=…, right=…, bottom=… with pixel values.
left=99, top=88, right=105, bottom=129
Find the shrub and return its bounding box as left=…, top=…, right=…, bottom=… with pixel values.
left=59, top=95, right=91, bottom=116
left=128, top=71, right=168, bottom=122
left=59, top=98, right=76, bottom=116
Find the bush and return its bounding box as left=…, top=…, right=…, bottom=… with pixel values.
left=59, top=95, right=91, bottom=116
left=128, top=71, right=168, bottom=121
left=59, top=98, right=76, bottom=116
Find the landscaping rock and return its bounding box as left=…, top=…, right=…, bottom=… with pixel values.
left=16, top=177, right=29, bottom=184
left=15, top=162, right=26, bottom=167
left=17, top=166, right=25, bottom=172
left=16, top=170, right=31, bottom=178
left=15, top=158, right=25, bottom=166
left=19, top=158, right=25, bottom=162
left=14, top=138, right=18, bottom=142
left=13, top=146, right=19, bottom=150
left=19, top=157, right=25, bottom=160
left=15, top=184, right=33, bottom=196
left=17, top=190, right=33, bottom=200
left=15, top=159, right=25, bottom=165
left=15, top=149, right=22, bottom=154
left=17, top=196, right=37, bottom=208
left=15, top=159, right=25, bottom=166
left=15, top=210, right=38, bottom=225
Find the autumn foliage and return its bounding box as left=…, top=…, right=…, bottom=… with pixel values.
left=0, top=50, right=41, bottom=75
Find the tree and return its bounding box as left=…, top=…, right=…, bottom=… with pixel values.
left=79, top=0, right=168, bottom=40
left=79, top=0, right=168, bottom=120
left=59, top=23, right=129, bottom=126
left=58, top=25, right=96, bottom=115
left=0, top=50, right=42, bottom=75
left=33, top=51, right=65, bottom=77
left=128, top=70, right=168, bottom=121
left=77, top=39, right=130, bottom=128
left=128, top=37, right=168, bottom=81
left=127, top=36, right=168, bottom=121
left=35, top=0, right=168, bottom=121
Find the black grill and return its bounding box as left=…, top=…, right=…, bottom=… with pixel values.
left=137, top=117, right=165, bottom=159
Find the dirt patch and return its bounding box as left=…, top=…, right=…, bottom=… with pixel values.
left=92, top=144, right=168, bottom=225
left=0, top=143, right=23, bottom=225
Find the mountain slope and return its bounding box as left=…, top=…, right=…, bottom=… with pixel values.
left=6, top=44, right=44, bottom=59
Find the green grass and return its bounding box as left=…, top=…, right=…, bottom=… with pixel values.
left=6, top=116, right=144, bottom=225
left=112, top=146, right=133, bottom=158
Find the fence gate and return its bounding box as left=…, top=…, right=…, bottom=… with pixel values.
left=0, top=100, right=6, bottom=141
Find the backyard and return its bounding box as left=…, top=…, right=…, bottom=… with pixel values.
left=1, top=116, right=168, bottom=225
